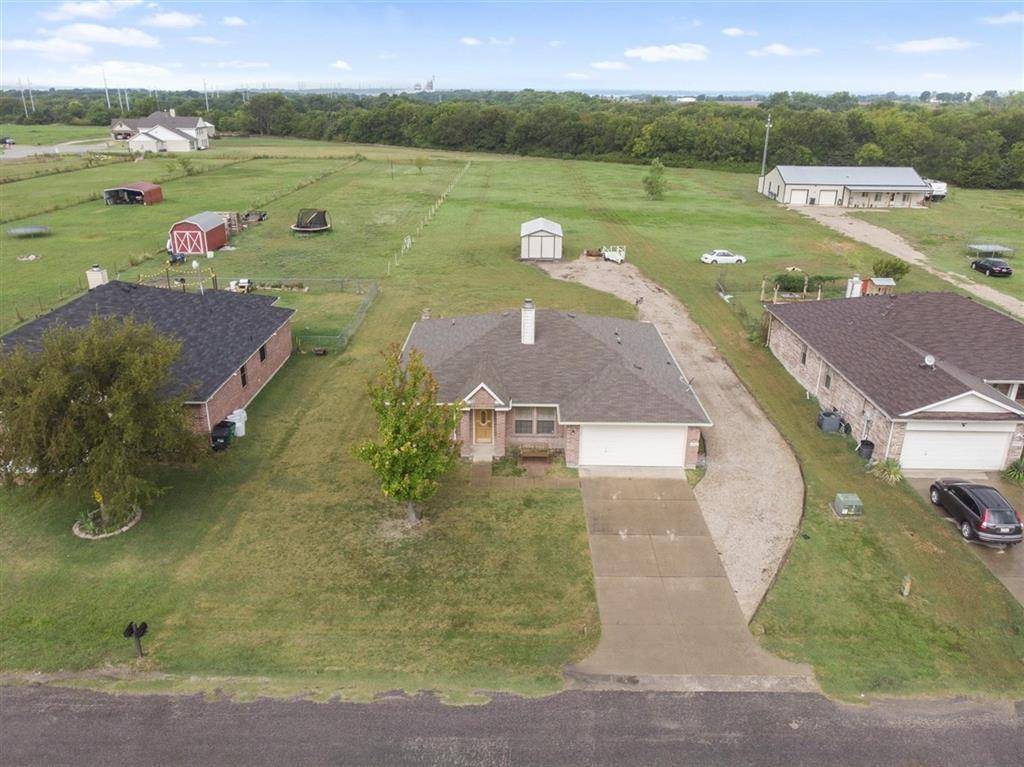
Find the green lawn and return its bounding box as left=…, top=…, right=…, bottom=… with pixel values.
left=850, top=187, right=1024, bottom=301
left=2, top=140, right=1022, bottom=699
left=0, top=123, right=111, bottom=145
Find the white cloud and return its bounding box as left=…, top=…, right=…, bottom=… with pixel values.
left=2, top=36, right=93, bottom=60
left=747, top=42, right=820, bottom=57
left=980, top=10, right=1024, bottom=25
left=624, top=43, right=709, bottom=62
left=188, top=36, right=225, bottom=45
left=548, top=40, right=563, bottom=48
left=564, top=72, right=591, bottom=80
left=460, top=36, right=482, bottom=46
left=144, top=11, right=202, bottom=28
left=55, top=23, right=160, bottom=47
left=40, top=1, right=141, bottom=21
left=921, top=72, right=948, bottom=80
left=73, top=59, right=171, bottom=82
left=722, top=27, right=757, bottom=37
left=222, top=16, right=246, bottom=27
left=591, top=60, right=629, bottom=70
left=332, top=59, right=351, bottom=70
left=489, top=36, right=515, bottom=46
left=212, top=60, right=268, bottom=69
left=878, top=37, right=976, bottom=54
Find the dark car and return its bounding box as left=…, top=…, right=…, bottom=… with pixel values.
left=971, top=258, right=1013, bottom=277
left=929, top=480, right=1022, bottom=545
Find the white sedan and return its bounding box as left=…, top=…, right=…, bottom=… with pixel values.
left=700, top=249, right=747, bottom=265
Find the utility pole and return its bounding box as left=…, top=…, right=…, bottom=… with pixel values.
left=117, top=88, right=124, bottom=113
left=103, top=69, right=111, bottom=109
left=18, top=80, right=28, bottom=117
left=759, top=112, right=773, bottom=180
left=26, top=79, right=35, bottom=112
left=124, top=88, right=131, bottom=111
left=203, top=79, right=209, bottom=110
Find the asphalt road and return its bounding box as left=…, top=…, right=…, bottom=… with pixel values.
left=2, top=686, right=1021, bottom=766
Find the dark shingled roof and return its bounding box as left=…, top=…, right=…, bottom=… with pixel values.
left=1, top=281, right=293, bottom=402
left=112, top=111, right=206, bottom=131
left=766, top=293, right=1024, bottom=418
left=405, top=308, right=712, bottom=425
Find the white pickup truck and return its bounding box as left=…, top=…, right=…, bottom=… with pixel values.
left=924, top=178, right=947, bottom=201
left=600, top=246, right=626, bottom=264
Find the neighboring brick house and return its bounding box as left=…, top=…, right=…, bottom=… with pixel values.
left=1, top=280, right=294, bottom=436
left=403, top=300, right=712, bottom=469
left=765, top=293, right=1024, bottom=471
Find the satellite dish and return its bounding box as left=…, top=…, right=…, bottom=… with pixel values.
left=923, top=354, right=935, bottom=368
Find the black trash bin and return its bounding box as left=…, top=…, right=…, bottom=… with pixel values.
left=857, top=440, right=875, bottom=460
left=211, top=420, right=236, bottom=451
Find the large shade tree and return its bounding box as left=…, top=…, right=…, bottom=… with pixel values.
left=0, top=317, right=203, bottom=529
left=356, top=344, right=462, bottom=524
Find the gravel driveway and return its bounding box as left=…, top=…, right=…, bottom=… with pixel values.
left=541, top=258, right=804, bottom=619
left=799, top=207, right=1024, bottom=319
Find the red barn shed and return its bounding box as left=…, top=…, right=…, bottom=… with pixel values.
left=103, top=181, right=163, bottom=205
left=168, top=211, right=228, bottom=255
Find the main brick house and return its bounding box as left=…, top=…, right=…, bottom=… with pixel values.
left=765, top=293, right=1024, bottom=471
left=403, top=300, right=712, bottom=469
left=1, top=280, right=293, bottom=434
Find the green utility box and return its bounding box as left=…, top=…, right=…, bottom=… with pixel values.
left=831, top=492, right=863, bottom=519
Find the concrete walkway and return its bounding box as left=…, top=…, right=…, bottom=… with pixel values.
left=906, top=471, right=1024, bottom=605
left=798, top=206, right=1024, bottom=319
left=542, top=258, right=805, bottom=619
left=568, top=475, right=815, bottom=692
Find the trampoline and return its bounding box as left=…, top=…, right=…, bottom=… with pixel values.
left=7, top=226, right=51, bottom=238
left=291, top=208, right=331, bottom=233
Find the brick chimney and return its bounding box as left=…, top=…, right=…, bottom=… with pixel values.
left=521, top=299, right=535, bottom=345
left=86, top=265, right=109, bottom=290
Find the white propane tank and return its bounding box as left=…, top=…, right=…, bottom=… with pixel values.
left=227, top=409, right=247, bottom=437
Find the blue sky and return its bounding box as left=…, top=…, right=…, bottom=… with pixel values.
left=2, top=1, right=1022, bottom=93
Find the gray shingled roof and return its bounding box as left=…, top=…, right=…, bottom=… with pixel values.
left=520, top=218, right=563, bottom=237
left=774, top=165, right=930, bottom=190
left=112, top=111, right=204, bottom=132
left=766, top=293, right=1024, bottom=417
left=178, top=211, right=224, bottom=231
left=405, top=308, right=711, bottom=425
left=1, top=281, right=293, bottom=402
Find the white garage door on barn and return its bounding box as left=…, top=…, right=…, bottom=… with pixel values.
left=579, top=424, right=687, bottom=467
left=818, top=189, right=838, bottom=206
left=900, top=424, right=1014, bottom=471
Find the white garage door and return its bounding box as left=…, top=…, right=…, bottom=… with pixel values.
left=900, top=428, right=1013, bottom=471
left=579, top=424, right=686, bottom=467
left=789, top=189, right=808, bottom=205
left=818, top=189, right=838, bottom=206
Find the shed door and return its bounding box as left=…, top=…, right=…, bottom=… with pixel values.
left=900, top=428, right=1013, bottom=471
left=818, top=190, right=838, bottom=206
left=579, top=425, right=686, bottom=467
left=789, top=189, right=808, bottom=205
left=172, top=229, right=204, bottom=254
left=541, top=235, right=555, bottom=260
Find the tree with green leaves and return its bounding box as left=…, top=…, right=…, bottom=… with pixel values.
left=642, top=158, right=666, bottom=200
left=0, top=317, right=203, bottom=530
left=414, top=156, right=429, bottom=174
left=872, top=256, right=911, bottom=282
left=356, top=344, right=462, bottom=524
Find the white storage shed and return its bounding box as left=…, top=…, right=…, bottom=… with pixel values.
left=520, top=217, right=564, bottom=261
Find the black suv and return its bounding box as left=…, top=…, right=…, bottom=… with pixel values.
left=971, top=258, right=1013, bottom=277
left=929, top=480, right=1022, bottom=545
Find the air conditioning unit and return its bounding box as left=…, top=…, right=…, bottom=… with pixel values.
left=831, top=492, right=863, bottom=519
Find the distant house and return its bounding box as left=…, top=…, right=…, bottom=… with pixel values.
left=1, top=279, right=294, bottom=434
left=520, top=218, right=564, bottom=261
left=758, top=165, right=931, bottom=208
left=112, top=110, right=215, bottom=152
left=765, top=293, right=1024, bottom=471
left=404, top=299, right=712, bottom=468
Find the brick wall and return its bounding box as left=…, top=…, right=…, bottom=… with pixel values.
left=1006, top=423, right=1024, bottom=468
left=458, top=411, right=473, bottom=458
left=564, top=426, right=580, bottom=467
left=685, top=427, right=702, bottom=469
left=196, top=319, right=293, bottom=432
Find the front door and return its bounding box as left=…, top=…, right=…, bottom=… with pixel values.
left=474, top=410, right=493, bottom=443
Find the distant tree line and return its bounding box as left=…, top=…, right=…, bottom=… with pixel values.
left=3, top=88, right=1022, bottom=188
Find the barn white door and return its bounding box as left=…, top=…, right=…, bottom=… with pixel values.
left=789, top=189, right=809, bottom=205
left=172, top=230, right=203, bottom=254
left=818, top=190, right=838, bottom=206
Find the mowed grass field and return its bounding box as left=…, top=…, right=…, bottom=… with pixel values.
left=2, top=137, right=1022, bottom=699
left=851, top=187, right=1024, bottom=301
left=0, top=123, right=111, bottom=145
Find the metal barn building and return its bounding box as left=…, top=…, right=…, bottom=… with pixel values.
left=758, top=166, right=932, bottom=208
left=103, top=181, right=163, bottom=206
left=168, top=212, right=228, bottom=256
left=520, top=218, right=564, bottom=261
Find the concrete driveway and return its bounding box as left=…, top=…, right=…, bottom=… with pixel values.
left=569, top=474, right=815, bottom=692
left=798, top=206, right=1024, bottom=319
left=906, top=472, right=1024, bottom=605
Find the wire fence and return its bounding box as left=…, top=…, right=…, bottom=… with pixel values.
left=288, top=279, right=379, bottom=352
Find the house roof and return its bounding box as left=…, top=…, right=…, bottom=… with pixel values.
left=765, top=293, right=1024, bottom=418
left=0, top=281, right=293, bottom=403
left=113, top=111, right=206, bottom=131
left=175, top=211, right=225, bottom=231
left=405, top=308, right=711, bottom=425
left=521, top=217, right=563, bottom=237
left=772, top=165, right=931, bottom=191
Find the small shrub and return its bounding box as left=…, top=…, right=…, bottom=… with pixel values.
left=872, top=257, right=910, bottom=282
left=1002, top=457, right=1024, bottom=485
left=492, top=456, right=526, bottom=477
left=869, top=458, right=903, bottom=486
